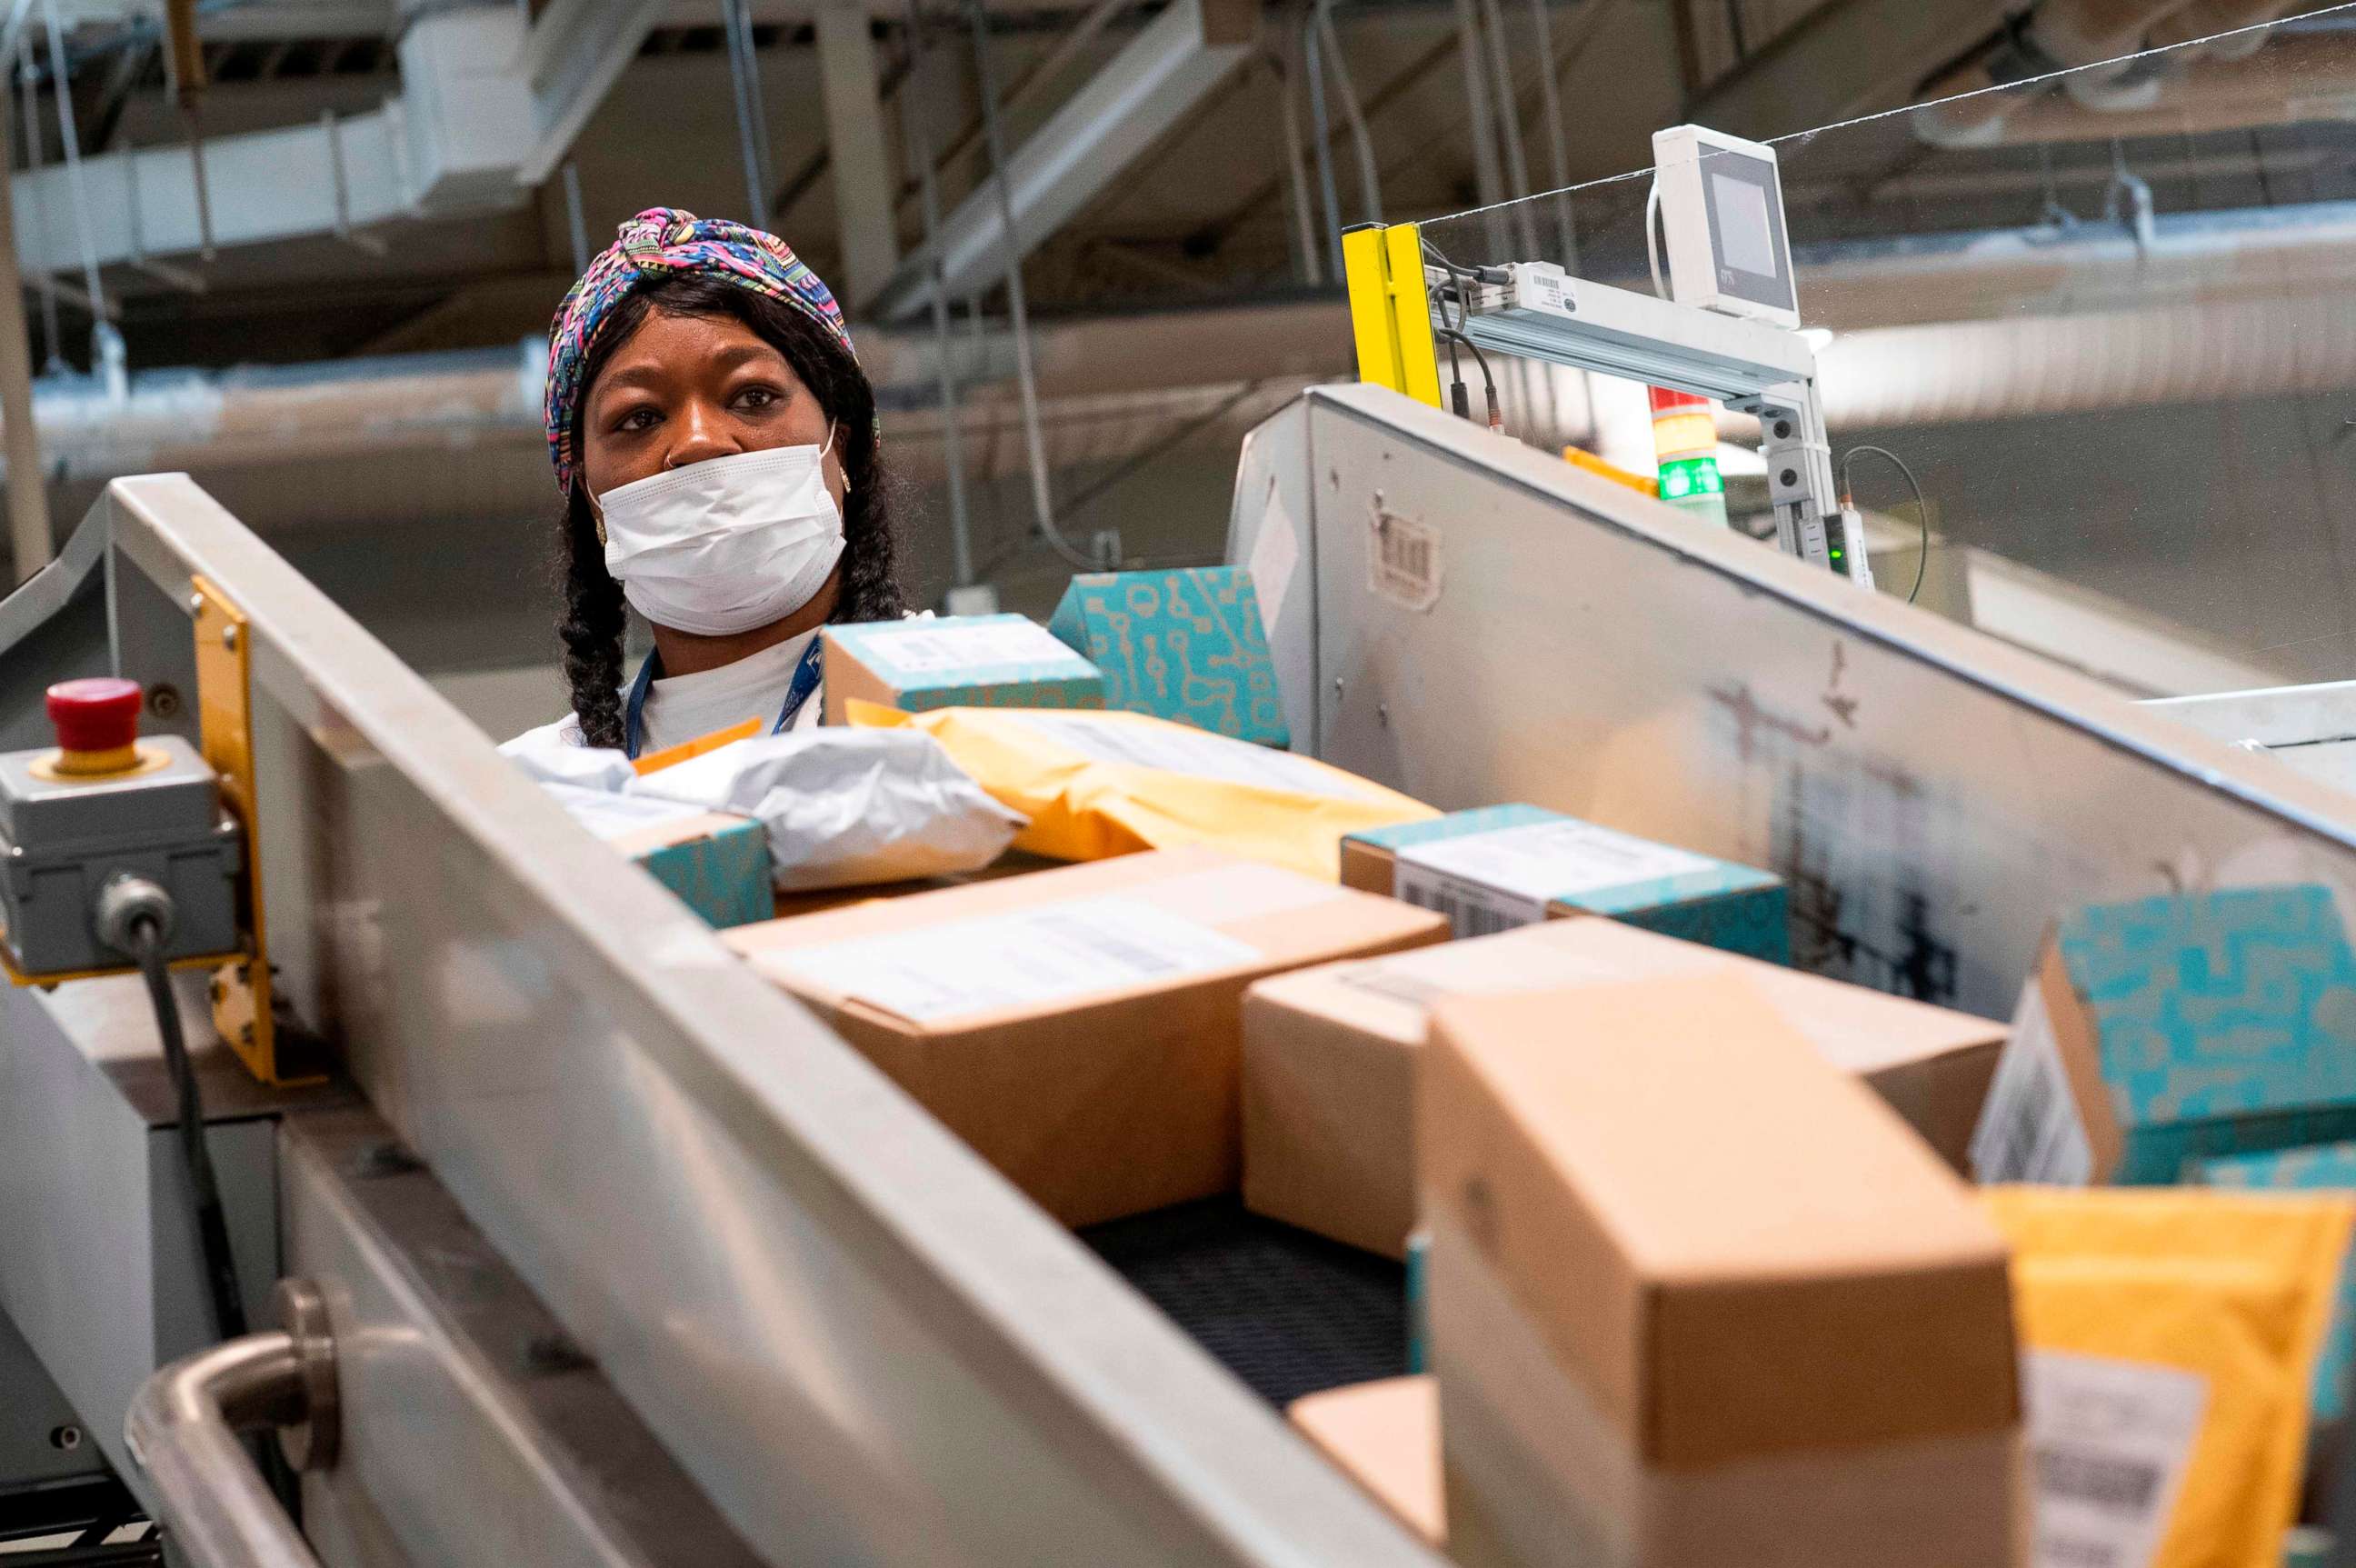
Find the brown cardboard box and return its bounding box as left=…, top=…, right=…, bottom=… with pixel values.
left=1422, top=974, right=2023, bottom=1568
left=765, top=850, right=1063, bottom=921
left=1287, top=1377, right=1443, bottom=1544
left=1242, top=918, right=2004, bottom=1258
left=725, top=847, right=1446, bottom=1226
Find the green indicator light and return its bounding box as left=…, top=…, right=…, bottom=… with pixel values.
left=1658, top=456, right=1722, bottom=504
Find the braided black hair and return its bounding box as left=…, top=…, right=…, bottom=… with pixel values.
left=553, top=273, right=907, bottom=749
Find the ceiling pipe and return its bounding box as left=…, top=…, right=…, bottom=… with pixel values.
left=1917, top=0, right=2206, bottom=143
left=2146, top=0, right=2295, bottom=59
left=1915, top=25, right=2355, bottom=145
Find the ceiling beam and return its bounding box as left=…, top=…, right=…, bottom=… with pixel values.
left=868, top=0, right=1255, bottom=321
left=518, top=0, right=669, bottom=184
left=1687, top=0, right=2010, bottom=140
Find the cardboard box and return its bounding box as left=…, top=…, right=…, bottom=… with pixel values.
left=2190, top=1140, right=2356, bottom=1423
left=820, top=614, right=1105, bottom=724
left=1423, top=974, right=2022, bottom=1568
left=765, top=850, right=1064, bottom=921
left=724, top=847, right=1446, bottom=1226
left=1971, top=885, right=2356, bottom=1186
left=1243, top=918, right=2005, bottom=1258
left=545, top=784, right=772, bottom=929
left=1341, top=804, right=1788, bottom=963
left=1047, top=567, right=1289, bottom=747
left=1288, top=1377, right=1444, bottom=1544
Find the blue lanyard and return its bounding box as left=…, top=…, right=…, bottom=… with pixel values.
left=622, top=636, right=825, bottom=760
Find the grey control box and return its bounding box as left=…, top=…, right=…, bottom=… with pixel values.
left=0, top=735, right=242, bottom=976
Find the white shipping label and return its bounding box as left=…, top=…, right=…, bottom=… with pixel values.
left=1393, top=861, right=1548, bottom=940
left=1368, top=511, right=1443, bottom=612
left=858, top=618, right=1082, bottom=676
left=1969, top=980, right=2094, bottom=1184
left=1396, top=818, right=1718, bottom=904
left=2025, top=1351, right=2207, bottom=1568
left=771, top=895, right=1259, bottom=1023
left=1014, top=712, right=1386, bottom=803
left=1245, top=484, right=1301, bottom=640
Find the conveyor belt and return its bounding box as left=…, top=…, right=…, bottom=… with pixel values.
left=1083, top=1199, right=1407, bottom=1408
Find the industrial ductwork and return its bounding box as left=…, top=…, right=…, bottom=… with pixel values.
left=5, top=2, right=663, bottom=275
left=1912, top=0, right=2304, bottom=145
left=5, top=195, right=2353, bottom=524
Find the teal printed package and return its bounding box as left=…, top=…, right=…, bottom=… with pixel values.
left=1047, top=568, right=1288, bottom=746
left=2190, top=1141, right=2356, bottom=1423
left=2061, top=885, right=2356, bottom=1183
left=824, top=614, right=1105, bottom=714
left=1343, top=804, right=1790, bottom=964
left=637, top=815, right=774, bottom=930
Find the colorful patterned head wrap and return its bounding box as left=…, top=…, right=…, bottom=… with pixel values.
left=543, top=206, right=855, bottom=494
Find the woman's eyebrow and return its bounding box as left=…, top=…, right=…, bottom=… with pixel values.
left=593, top=363, right=670, bottom=396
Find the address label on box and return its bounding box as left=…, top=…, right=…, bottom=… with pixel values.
left=1393, top=819, right=1721, bottom=941
left=774, top=895, right=1260, bottom=1023
left=858, top=618, right=1084, bottom=676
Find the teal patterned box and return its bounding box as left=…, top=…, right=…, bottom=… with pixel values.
left=823, top=614, right=1104, bottom=722
left=549, top=785, right=774, bottom=930
left=2190, top=1141, right=2356, bottom=1424
left=1047, top=568, right=1288, bottom=747
left=1339, top=804, right=1790, bottom=964
left=635, top=816, right=773, bottom=930
left=2040, top=886, right=2356, bottom=1184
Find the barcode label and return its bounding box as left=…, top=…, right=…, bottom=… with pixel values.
left=1969, top=979, right=2093, bottom=1183
left=1393, top=862, right=1546, bottom=939
left=1369, top=511, right=1443, bottom=611
left=2038, top=1450, right=2164, bottom=1513
left=2026, top=1351, right=2206, bottom=1568
left=770, top=894, right=1260, bottom=1023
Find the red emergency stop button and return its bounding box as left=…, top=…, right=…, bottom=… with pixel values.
left=46, top=677, right=144, bottom=775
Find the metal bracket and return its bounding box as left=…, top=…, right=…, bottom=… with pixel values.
left=190, top=574, right=316, bottom=1087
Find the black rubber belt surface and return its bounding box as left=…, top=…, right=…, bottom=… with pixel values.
left=1080, top=1198, right=1407, bottom=1408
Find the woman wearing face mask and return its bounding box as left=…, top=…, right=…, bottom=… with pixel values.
left=511, top=207, right=904, bottom=758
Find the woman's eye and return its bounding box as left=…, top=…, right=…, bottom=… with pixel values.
left=734, top=385, right=783, bottom=412
left=613, top=406, right=660, bottom=434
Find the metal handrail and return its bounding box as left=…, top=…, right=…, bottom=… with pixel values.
left=123, top=1281, right=336, bottom=1568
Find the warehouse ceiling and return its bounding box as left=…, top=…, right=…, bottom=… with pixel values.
left=8, top=0, right=2350, bottom=374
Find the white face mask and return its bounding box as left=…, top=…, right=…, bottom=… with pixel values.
left=594, top=430, right=848, bottom=637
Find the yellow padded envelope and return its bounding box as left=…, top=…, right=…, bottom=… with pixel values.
left=1984, top=1186, right=2354, bottom=1568
left=850, top=703, right=1435, bottom=880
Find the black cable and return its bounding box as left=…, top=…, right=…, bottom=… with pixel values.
left=1840, top=444, right=1932, bottom=605
left=1438, top=327, right=1499, bottom=430
left=125, top=917, right=246, bottom=1342
left=1413, top=240, right=1470, bottom=421
left=1423, top=235, right=1513, bottom=431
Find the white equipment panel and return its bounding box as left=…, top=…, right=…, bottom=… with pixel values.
left=1652, top=124, right=1801, bottom=329
left=1231, top=385, right=2356, bottom=1020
